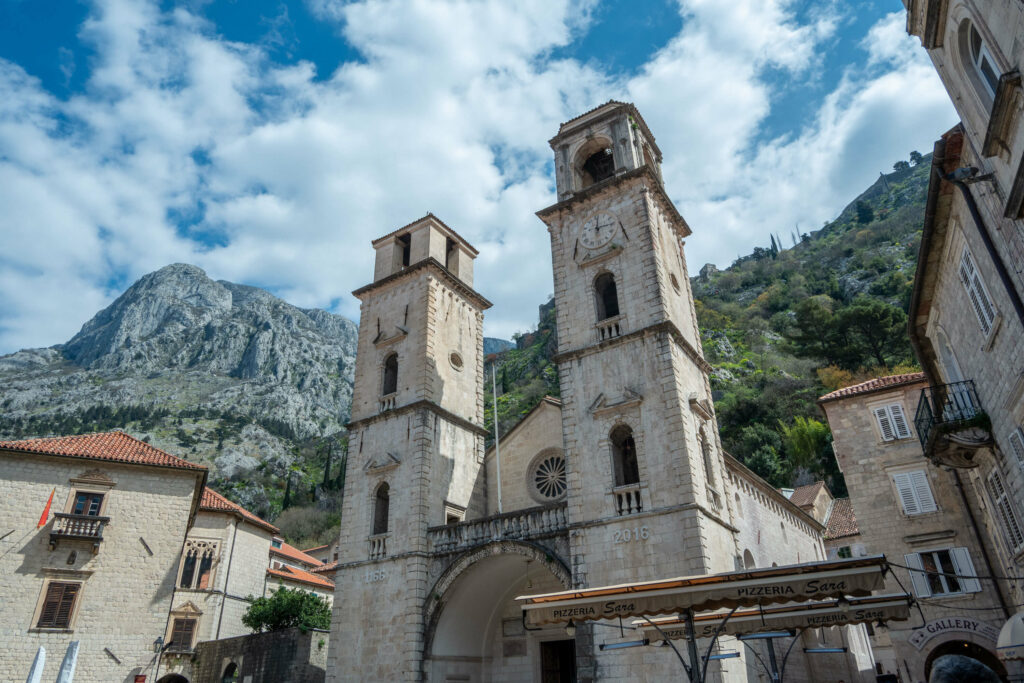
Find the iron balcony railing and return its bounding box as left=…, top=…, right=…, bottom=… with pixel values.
left=914, top=380, right=986, bottom=449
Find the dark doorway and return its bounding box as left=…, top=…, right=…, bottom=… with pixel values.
left=156, top=675, right=189, bottom=683
left=540, top=639, right=576, bottom=683
left=924, top=640, right=1006, bottom=681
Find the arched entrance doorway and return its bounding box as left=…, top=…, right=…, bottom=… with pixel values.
left=425, top=543, right=572, bottom=682
left=924, top=640, right=1007, bottom=681
left=156, top=675, right=189, bottom=683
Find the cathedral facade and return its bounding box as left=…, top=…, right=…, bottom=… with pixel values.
left=326, top=102, right=874, bottom=682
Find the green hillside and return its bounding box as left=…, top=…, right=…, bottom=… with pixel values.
left=486, top=152, right=932, bottom=494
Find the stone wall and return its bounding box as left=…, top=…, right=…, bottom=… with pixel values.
left=190, top=627, right=328, bottom=683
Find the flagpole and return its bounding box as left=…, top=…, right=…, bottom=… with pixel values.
left=492, top=364, right=502, bottom=514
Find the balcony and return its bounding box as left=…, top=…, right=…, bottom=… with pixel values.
left=914, top=380, right=993, bottom=468
left=49, top=513, right=109, bottom=553
left=612, top=483, right=644, bottom=516
left=427, top=503, right=567, bottom=555
left=368, top=533, right=388, bottom=560
left=596, top=315, right=624, bottom=342
left=379, top=393, right=397, bottom=413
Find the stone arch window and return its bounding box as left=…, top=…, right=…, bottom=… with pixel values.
left=743, top=549, right=756, bottom=569
left=699, top=427, right=716, bottom=488
left=179, top=539, right=218, bottom=589
left=574, top=138, right=615, bottom=190
left=958, top=18, right=1001, bottom=101
left=373, top=483, right=390, bottom=535
left=734, top=492, right=742, bottom=518
left=610, top=425, right=640, bottom=487
left=382, top=353, right=398, bottom=395
left=221, top=663, right=239, bottom=683
left=594, top=272, right=620, bottom=321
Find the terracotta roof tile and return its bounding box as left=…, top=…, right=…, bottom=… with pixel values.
left=818, top=373, right=926, bottom=403
left=787, top=482, right=827, bottom=508
left=267, top=565, right=335, bottom=590
left=302, top=543, right=329, bottom=554
left=311, top=561, right=339, bottom=575
left=0, top=431, right=206, bottom=471
left=200, top=488, right=279, bottom=534
left=271, top=541, right=323, bottom=568
left=825, top=498, right=860, bottom=540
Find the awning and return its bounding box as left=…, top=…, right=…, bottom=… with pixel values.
left=998, top=610, right=1024, bottom=661
left=636, top=594, right=913, bottom=641
left=517, top=556, right=888, bottom=627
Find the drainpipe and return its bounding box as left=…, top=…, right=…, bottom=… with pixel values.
left=952, top=469, right=1010, bottom=619
left=946, top=174, right=1024, bottom=331
left=216, top=518, right=241, bottom=639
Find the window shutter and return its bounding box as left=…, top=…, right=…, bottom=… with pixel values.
left=54, top=584, right=79, bottom=627
left=893, top=472, right=919, bottom=515
left=38, top=582, right=79, bottom=628
left=171, top=618, right=196, bottom=650
left=987, top=470, right=1024, bottom=551
left=1008, top=428, right=1024, bottom=466
left=909, top=470, right=937, bottom=513
left=889, top=404, right=911, bottom=439
left=875, top=407, right=895, bottom=442
left=904, top=553, right=931, bottom=597
left=950, top=547, right=982, bottom=593
left=959, top=248, right=997, bottom=334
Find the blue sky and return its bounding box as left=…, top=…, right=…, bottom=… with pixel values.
left=0, top=0, right=955, bottom=353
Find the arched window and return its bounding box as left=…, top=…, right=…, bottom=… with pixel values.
left=699, top=427, right=716, bottom=488
left=574, top=138, right=616, bottom=190
left=221, top=663, right=239, bottom=683
left=959, top=19, right=1001, bottom=100
left=610, top=425, right=640, bottom=487
left=594, top=273, right=620, bottom=321
left=743, top=549, right=756, bottom=570
left=382, top=354, right=398, bottom=395
left=373, top=483, right=390, bottom=535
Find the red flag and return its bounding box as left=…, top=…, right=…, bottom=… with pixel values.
left=38, top=487, right=55, bottom=528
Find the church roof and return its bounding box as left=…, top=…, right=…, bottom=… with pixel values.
left=817, top=373, right=926, bottom=403
left=484, top=396, right=562, bottom=455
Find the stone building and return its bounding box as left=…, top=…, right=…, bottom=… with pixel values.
left=266, top=538, right=335, bottom=605
left=819, top=373, right=1012, bottom=680
left=0, top=431, right=206, bottom=683
left=327, top=102, right=875, bottom=682
left=903, top=0, right=1024, bottom=611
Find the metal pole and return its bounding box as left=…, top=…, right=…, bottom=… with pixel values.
left=685, top=609, right=704, bottom=683
left=492, top=365, right=503, bottom=514
left=765, top=637, right=780, bottom=682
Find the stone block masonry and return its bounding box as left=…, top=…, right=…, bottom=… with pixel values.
left=190, top=626, right=328, bottom=683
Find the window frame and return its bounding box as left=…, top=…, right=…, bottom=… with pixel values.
left=31, top=579, right=84, bottom=631
left=873, top=402, right=912, bottom=442
left=959, top=246, right=999, bottom=336
left=903, top=546, right=981, bottom=597
left=593, top=271, right=620, bottom=322
left=1007, top=427, right=1024, bottom=467
left=168, top=616, right=199, bottom=653
left=890, top=469, right=938, bottom=516
left=381, top=353, right=399, bottom=396
left=177, top=539, right=220, bottom=590
left=609, top=424, right=641, bottom=488
left=986, top=468, right=1024, bottom=554
left=372, top=482, right=390, bottom=536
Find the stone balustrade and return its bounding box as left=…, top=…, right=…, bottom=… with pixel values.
left=379, top=394, right=397, bottom=412
left=427, top=503, right=567, bottom=554
left=368, top=533, right=388, bottom=559
left=596, top=315, right=624, bottom=341
left=612, top=483, right=643, bottom=516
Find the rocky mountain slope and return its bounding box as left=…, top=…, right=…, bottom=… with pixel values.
left=0, top=263, right=357, bottom=517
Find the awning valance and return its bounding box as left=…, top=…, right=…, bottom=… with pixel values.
left=636, top=594, right=912, bottom=641
left=998, top=610, right=1024, bottom=661
left=517, top=556, right=888, bottom=627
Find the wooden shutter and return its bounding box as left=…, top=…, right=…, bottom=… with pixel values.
left=874, top=407, right=895, bottom=442
left=949, top=547, right=982, bottom=593
left=987, top=469, right=1024, bottom=551
left=1008, top=428, right=1024, bottom=465
left=171, top=618, right=196, bottom=650
left=37, top=582, right=79, bottom=628
left=909, top=470, right=937, bottom=513
left=903, top=553, right=931, bottom=597
left=889, top=403, right=911, bottom=439
left=959, top=248, right=997, bottom=334
left=892, top=472, right=919, bottom=515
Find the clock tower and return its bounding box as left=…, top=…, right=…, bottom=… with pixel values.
left=537, top=101, right=737, bottom=597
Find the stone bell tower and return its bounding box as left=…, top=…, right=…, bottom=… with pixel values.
left=327, top=214, right=491, bottom=682
left=537, top=101, right=735, bottom=593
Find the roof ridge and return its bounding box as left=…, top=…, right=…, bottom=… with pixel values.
left=0, top=430, right=206, bottom=471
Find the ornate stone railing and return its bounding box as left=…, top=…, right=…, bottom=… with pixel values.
left=50, top=513, right=109, bottom=552
left=368, top=533, right=388, bottom=559
left=427, top=503, right=567, bottom=554
left=914, top=380, right=992, bottom=467
left=612, top=483, right=643, bottom=516
left=379, top=393, right=397, bottom=412
left=596, top=315, right=624, bottom=342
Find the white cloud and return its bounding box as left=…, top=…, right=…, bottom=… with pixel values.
left=0, top=0, right=955, bottom=353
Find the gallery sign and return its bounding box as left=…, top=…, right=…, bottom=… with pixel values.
left=908, top=617, right=999, bottom=650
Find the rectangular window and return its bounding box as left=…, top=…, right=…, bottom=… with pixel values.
left=959, top=247, right=998, bottom=335
left=987, top=468, right=1024, bottom=552
left=72, top=492, right=104, bottom=516
left=892, top=470, right=938, bottom=515
left=169, top=617, right=197, bottom=652
left=904, top=547, right=981, bottom=597
left=37, top=581, right=80, bottom=629
left=1008, top=427, right=1024, bottom=466
left=874, top=404, right=912, bottom=441
left=837, top=546, right=852, bottom=559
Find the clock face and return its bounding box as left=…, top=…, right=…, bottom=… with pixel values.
left=579, top=212, right=618, bottom=250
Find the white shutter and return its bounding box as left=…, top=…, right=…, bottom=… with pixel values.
left=889, top=403, right=911, bottom=440
left=959, top=248, right=997, bottom=334
left=893, top=472, right=920, bottom=515
left=1008, top=428, right=1024, bottom=466
left=987, top=470, right=1024, bottom=551
left=909, top=470, right=938, bottom=513
left=875, top=407, right=896, bottom=442
left=949, top=547, right=982, bottom=593
left=904, top=553, right=931, bottom=597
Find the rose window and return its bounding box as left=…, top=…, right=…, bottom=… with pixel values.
left=532, top=454, right=567, bottom=501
